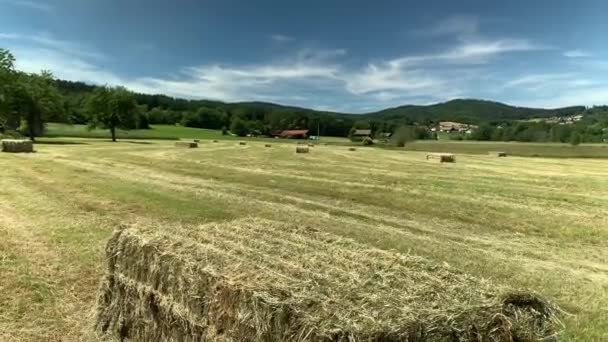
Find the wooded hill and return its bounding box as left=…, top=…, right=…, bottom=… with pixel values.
left=56, top=79, right=584, bottom=127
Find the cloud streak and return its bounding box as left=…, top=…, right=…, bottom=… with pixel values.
left=563, top=49, right=591, bottom=58
left=271, top=34, right=293, bottom=43
left=2, top=0, right=53, bottom=12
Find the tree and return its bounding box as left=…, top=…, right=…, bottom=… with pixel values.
left=84, top=86, right=137, bottom=142
left=392, top=126, right=416, bottom=147
left=570, top=132, right=581, bottom=146
left=0, top=49, right=16, bottom=131
left=230, top=117, right=249, bottom=137
left=16, top=71, right=65, bottom=140
left=470, top=124, right=494, bottom=141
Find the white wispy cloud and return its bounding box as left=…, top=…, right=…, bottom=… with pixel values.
left=270, top=34, right=293, bottom=43
left=563, top=49, right=591, bottom=58
left=2, top=0, right=54, bottom=12
left=0, top=32, right=106, bottom=60
left=3, top=25, right=602, bottom=111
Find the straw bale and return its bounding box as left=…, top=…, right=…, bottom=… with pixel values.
left=96, top=219, right=561, bottom=341
left=426, top=153, right=455, bottom=163
left=1, top=139, right=34, bottom=153
left=295, top=146, right=309, bottom=153
left=175, top=141, right=198, bottom=148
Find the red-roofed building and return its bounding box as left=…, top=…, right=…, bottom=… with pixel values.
left=279, top=129, right=309, bottom=139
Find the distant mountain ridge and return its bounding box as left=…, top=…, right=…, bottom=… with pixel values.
left=55, top=80, right=585, bottom=124
left=363, top=99, right=584, bottom=124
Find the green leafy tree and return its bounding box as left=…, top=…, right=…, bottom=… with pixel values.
left=0, top=49, right=16, bottom=131
left=570, top=132, right=581, bottom=146
left=84, top=86, right=137, bottom=142
left=392, top=126, right=416, bottom=147
left=230, top=117, right=249, bottom=137
left=470, top=124, right=494, bottom=140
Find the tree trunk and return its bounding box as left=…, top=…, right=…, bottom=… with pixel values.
left=110, top=126, right=116, bottom=142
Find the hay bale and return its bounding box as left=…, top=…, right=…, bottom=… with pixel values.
left=96, top=219, right=562, bottom=341
left=193, top=139, right=200, bottom=143
left=265, top=144, right=272, bottom=148
left=1, top=139, right=34, bottom=153
left=239, top=141, right=247, bottom=146
left=213, top=140, right=219, bottom=143
left=491, top=151, right=508, bottom=157
left=295, top=146, right=309, bottom=153
left=308, top=144, right=315, bottom=147
left=348, top=147, right=356, bottom=151
left=426, top=153, right=455, bottom=163
left=175, top=141, right=198, bottom=148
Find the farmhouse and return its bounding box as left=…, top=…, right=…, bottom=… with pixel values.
left=438, top=121, right=478, bottom=133
left=350, top=129, right=372, bottom=141
left=279, top=129, right=309, bottom=139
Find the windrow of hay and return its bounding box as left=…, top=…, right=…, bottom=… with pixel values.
left=96, top=219, right=562, bottom=341
left=426, top=153, right=455, bottom=163
left=175, top=141, right=198, bottom=148
left=1, top=139, right=34, bottom=153
left=295, top=146, right=309, bottom=153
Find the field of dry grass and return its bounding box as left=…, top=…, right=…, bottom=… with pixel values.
left=0, top=139, right=607, bottom=341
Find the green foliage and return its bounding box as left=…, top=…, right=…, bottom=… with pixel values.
left=84, top=86, right=137, bottom=141
left=392, top=126, right=416, bottom=147
left=229, top=117, right=249, bottom=137
left=470, top=124, right=494, bottom=140
left=570, top=132, right=582, bottom=146
left=181, top=107, right=226, bottom=129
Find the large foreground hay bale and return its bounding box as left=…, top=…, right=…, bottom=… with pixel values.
left=1, top=139, right=34, bottom=153
left=96, top=219, right=561, bottom=341
left=426, top=153, right=455, bottom=163
left=295, top=146, right=309, bottom=153
left=175, top=141, right=198, bottom=148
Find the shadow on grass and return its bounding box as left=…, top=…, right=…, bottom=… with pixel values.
left=120, top=141, right=155, bottom=145
left=35, top=140, right=89, bottom=145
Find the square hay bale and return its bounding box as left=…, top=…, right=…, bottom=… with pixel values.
left=307, top=144, right=315, bottom=147
left=295, top=146, right=309, bottom=153
left=348, top=147, right=357, bottom=151
left=213, top=140, right=219, bottom=143
left=1, top=139, right=34, bottom=153
left=426, top=153, right=455, bottom=163
left=193, top=139, right=200, bottom=143
left=96, top=219, right=561, bottom=342
left=239, top=141, right=247, bottom=146
left=264, top=144, right=272, bottom=148
left=175, top=141, right=198, bottom=148
left=491, top=151, right=508, bottom=157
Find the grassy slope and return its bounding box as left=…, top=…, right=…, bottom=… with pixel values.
left=1, top=139, right=607, bottom=340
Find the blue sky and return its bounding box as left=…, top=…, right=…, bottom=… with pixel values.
left=1, top=0, right=607, bottom=112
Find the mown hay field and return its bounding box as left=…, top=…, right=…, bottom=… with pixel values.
left=0, top=139, right=607, bottom=341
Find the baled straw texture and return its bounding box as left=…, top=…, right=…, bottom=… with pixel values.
left=1, top=139, right=34, bottom=153
left=175, top=141, right=198, bottom=148
left=96, top=219, right=561, bottom=341
left=295, top=146, right=309, bottom=154
left=426, top=153, right=455, bottom=163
